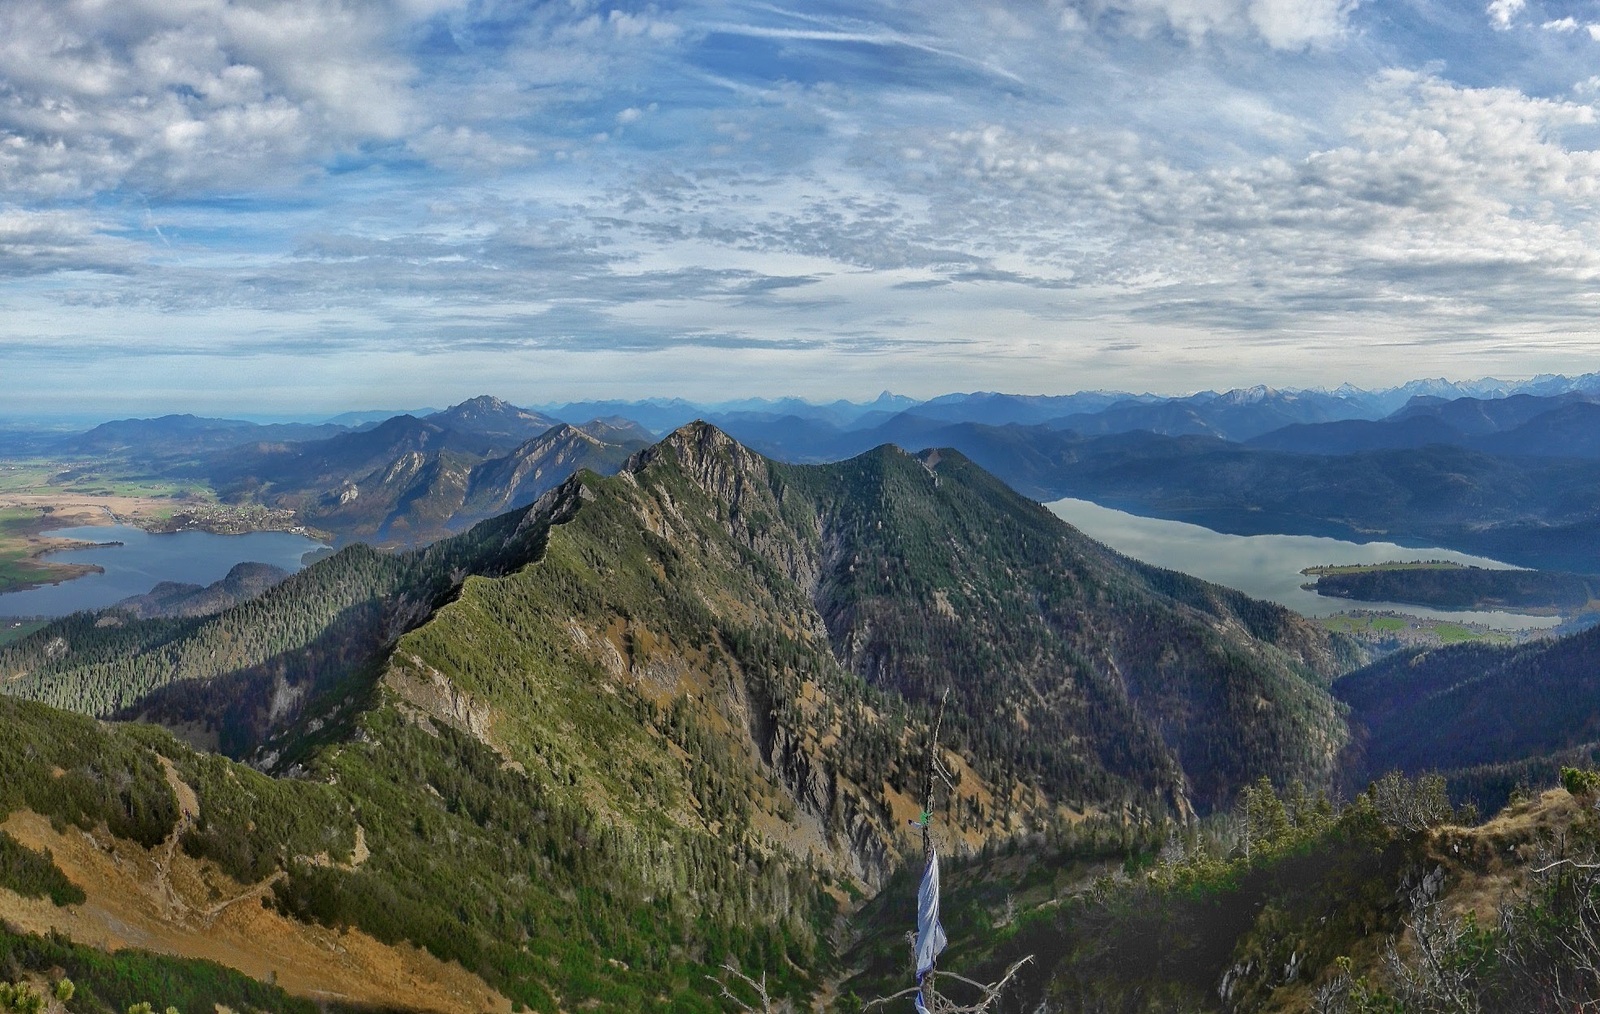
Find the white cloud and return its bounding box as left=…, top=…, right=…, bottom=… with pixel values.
left=1051, top=0, right=1357, bottom=48
left=0, top=206, right=141, bottom=274
left=0, top=0, right=447, bottom=196
left=607, top=9, right=682, bottom=41
left=1541, top=15, right=1600, bottom=37
left=1247, top=0, right=1360, bottom=48
left=810, top=67, right=1600, bottom=339
left=1487, top=0, right=1526, bottom=30
left=410, top=125, right=541, bottom=169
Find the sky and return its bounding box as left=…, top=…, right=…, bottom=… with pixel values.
left=3, top=0, right=1600, bottom=415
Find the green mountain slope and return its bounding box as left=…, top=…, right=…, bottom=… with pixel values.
left=0, top=505, right=558, bottom=755
left=764, top=438, right=1355, bottom=812
left=0, top=687, right=829, bottom=1011
left=1337, top=623, right=1600, bottom=808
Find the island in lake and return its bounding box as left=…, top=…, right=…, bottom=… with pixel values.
left=1304, top=560, right=1600, bottom=615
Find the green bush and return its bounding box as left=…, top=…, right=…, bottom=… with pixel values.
left=1562, top=765, right=1600, bottom=803
left=0, top=982, right=44, bottom=1014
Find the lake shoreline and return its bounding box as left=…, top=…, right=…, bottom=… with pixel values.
left=0, top=523, right=329, bottom=618
left=0, top=498, right=328, bottom=598
left=1045, top=496, right=1563, bottom=633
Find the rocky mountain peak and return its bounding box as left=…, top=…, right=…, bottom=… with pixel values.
left=454, top=395, right=511, bottom=414
left=629, top=422, right=766, bottom=500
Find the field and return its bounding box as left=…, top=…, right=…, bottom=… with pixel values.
left=1318, top=609, right=1517, bottom=649
left=0, top=459, right=212, bottom=503
left=0, top=506, right=107, bottom=595
left=0, top=620, right=47, bottom=646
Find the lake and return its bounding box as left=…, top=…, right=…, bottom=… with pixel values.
left=1045, top=498, right=1563, bottom=631
left=0, top=524, right=328, bottom=618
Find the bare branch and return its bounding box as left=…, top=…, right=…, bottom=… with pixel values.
left=862, top=986, right=923, bottom=1009
left=706, top=961, right=776, bottom=1014
left=1532, top=859, right=1600, bottom=874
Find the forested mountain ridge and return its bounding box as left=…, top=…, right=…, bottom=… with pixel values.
left=110, top=560, right=291, bottom=619
left=1336, top=622, right=1600, bottom=807
left=4, top=423, right=1357, bottom=818
left=0, top=499, right=563, bottom=755
left=0, top=458, right=894, bottom=1008
left=740, top=434, right=1356, bottom=813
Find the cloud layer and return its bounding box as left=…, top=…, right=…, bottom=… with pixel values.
left=2, top=0, right=1600, bottom=410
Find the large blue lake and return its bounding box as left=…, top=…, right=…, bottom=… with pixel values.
left=1045, top=498, right=1563, bottom=631
left=0, top=524, right=328, bottom=618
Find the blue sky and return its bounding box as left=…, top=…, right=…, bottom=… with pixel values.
left=2, top=0, right=1599, bottom=415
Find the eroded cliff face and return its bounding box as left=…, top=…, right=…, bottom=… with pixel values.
left=763, top=721, right=896, bottom=883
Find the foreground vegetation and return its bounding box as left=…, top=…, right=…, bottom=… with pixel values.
left=846, top=770, right=1600, bottom=1013
left=0, top=690, right=832, bottom=1012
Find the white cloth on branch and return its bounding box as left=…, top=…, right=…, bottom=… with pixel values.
left=915, top=847, right=947, bottom=980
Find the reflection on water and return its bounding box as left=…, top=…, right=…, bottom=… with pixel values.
left=0, top=524, right=328, bottom=618
left=1045, top=498, right=1562, bottom=631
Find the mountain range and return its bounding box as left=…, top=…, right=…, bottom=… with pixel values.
left=15, top=376, right=1600, bottom=565
left=1, top=420, right=1599, bottom=1009
left=194, top=399, right=647, bottom=546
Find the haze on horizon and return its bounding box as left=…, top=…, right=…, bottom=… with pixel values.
left=3, top=0, right=1600, bottom=416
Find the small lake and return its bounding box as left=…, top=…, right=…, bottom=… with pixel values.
left=0, top=524, right=328, bottom=618
left=1045, top=498, right=1563, bottom=631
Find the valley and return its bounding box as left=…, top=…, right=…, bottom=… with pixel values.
left=2, top=384, right=1600, bottom=1011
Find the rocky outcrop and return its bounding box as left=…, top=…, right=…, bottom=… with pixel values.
left=763, top=722, right=895, bottom=885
